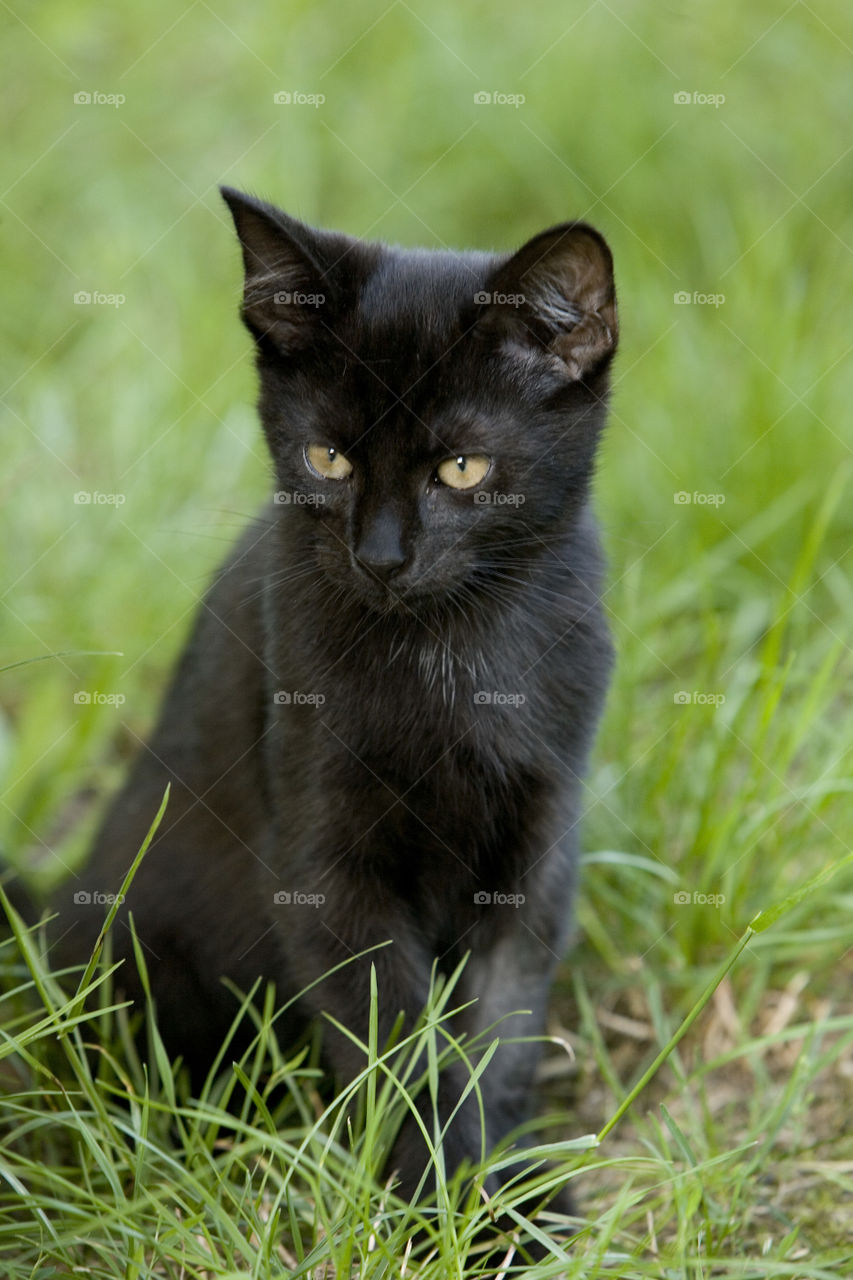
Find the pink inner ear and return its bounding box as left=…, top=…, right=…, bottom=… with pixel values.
left=552, top=312, right=616, bottom=382
left=521, top=228, right=616, bottom=328
left=479, top=222, right=617, bottom=379
left=529, top=232, right=617, bottom=378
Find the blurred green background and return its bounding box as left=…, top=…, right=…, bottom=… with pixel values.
left=2, top=0, right=852, bottom=986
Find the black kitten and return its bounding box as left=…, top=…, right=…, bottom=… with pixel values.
left=54, top=188, right=617, bottom=1215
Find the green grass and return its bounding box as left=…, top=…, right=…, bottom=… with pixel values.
left=2, top=0, right=852, bottom=1273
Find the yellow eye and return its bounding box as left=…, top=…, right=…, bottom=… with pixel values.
left=436, top=454, right=491, bottom=490
left=305, top=444, right=353, bottom=480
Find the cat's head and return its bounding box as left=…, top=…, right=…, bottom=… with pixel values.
left=221, top=187, right=617, bottom=617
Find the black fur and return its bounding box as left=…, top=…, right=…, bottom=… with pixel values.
left=52, top=189, right=618, bottom=1212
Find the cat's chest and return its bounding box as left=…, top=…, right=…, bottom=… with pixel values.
left=316, top=627, right=546, bottom=772
left=265, top=584, right=584, bottom=778
left=388, top=633, right=484, bottom=709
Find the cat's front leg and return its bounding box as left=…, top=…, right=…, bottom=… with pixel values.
left=457, top=908, right=578, bottom=1224
left=276, top=871, right=497, bottom=1201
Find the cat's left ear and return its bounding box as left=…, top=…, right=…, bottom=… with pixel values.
left=479, top=223, right=617, bottom=381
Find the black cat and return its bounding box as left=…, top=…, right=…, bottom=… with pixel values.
left=53, top=187, right=617, bottom=1216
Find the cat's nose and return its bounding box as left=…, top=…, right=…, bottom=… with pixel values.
left=355, top=506, right=407, bottom=580
left=359, top=553, right=406, bottom=580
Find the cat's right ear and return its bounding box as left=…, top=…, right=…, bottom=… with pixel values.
left=220, top=187, right=332, bottom=352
